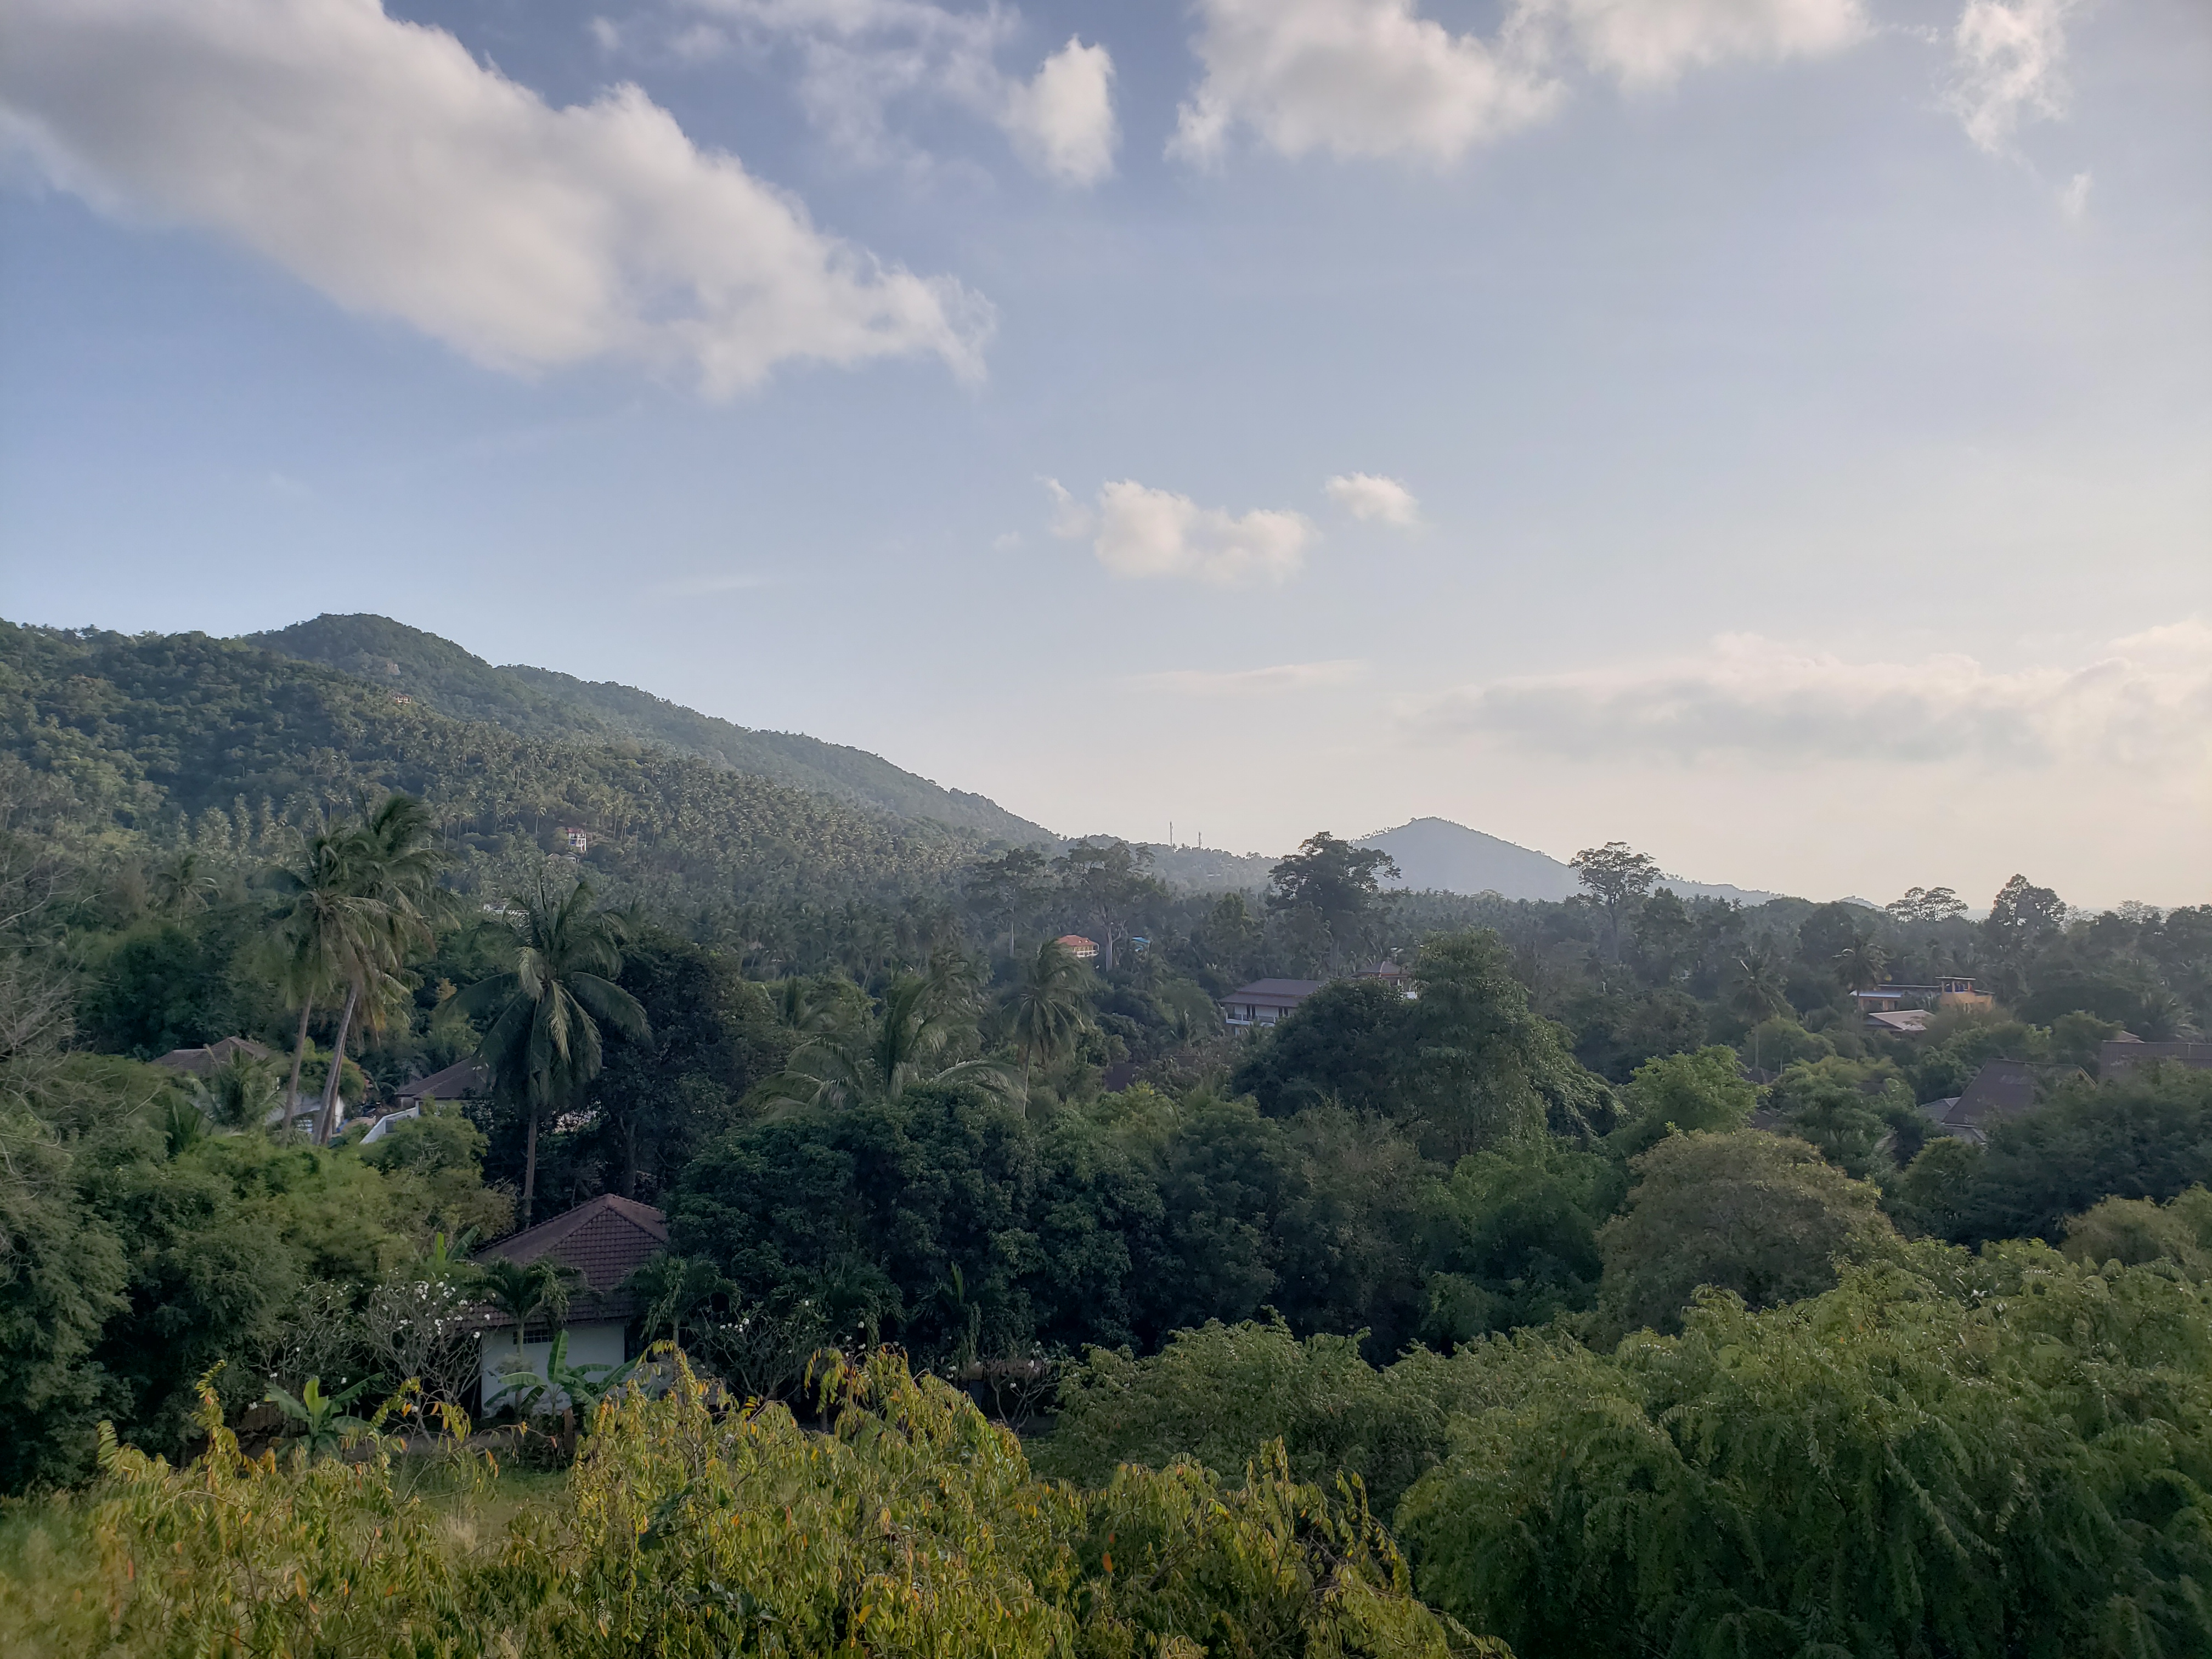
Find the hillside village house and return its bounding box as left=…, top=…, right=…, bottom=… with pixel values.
left=1221, top=979, right=1325, bottom=1029
left=472, top=1195, right=667, bottom=1412
left=1220, top=964, right=1413, bottom=1031
left=155, top=1035, right=340, bottom=1135
left=1853, top=978, right=1992, bottom=1032
left=1056, top=934, right=1099, bottom=961
left=153, top=1035, right=270, bottom=1075
left=2100, top=1037, right=2212, bottom=1079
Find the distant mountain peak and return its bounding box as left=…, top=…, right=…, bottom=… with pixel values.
left=1358, top=815, right=1785, bottom=905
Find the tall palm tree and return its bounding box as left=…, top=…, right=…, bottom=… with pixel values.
left=1832, top=936, right=1889, bottom=998
left=150, top=850, right=217, bottom=919
left=269, top=820, right=385, bottom=1135
left=458, top=874, right=650, bottom=1224
left=1733, top=946, right=1793, bottom=1070
left=1003, top=938, right=1093, bottom=1092
left=761, top=972, right=1013, bottom=1112
left=311, top=796, right=446, bottom=1146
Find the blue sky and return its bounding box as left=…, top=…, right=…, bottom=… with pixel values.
left=2, top=0, right=2207, bottom=907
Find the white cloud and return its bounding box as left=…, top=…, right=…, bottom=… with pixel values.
left=0, top=0, right=988, bottom=395
left=1047, top=478, right=1316, bottom=585
left=2058, top=168, right=2092, bottom=218
left=1132, top=660, right=1367, bottom=695
left=1002, top=36, right=1118, bottom=186
left=1170, top=0, right=1564, bottom=166
left=1169, top=0, right=1871, bottom=166
left=1539, top=0, right=1866, bottom=88
left=689, top=0, right=1115, bottom=184
left=1946, top=0, right=2081, bottom=155
left=1402, top=623, right=2212, bottom=769
left=1325, top=472, right=1420, bottom=527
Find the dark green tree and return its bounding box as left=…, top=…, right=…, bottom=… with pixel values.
left=1569, top=841, right=1661, bottom=960
left=1003, top=937, right=1093, bottom=1094
left=1265, top=831, right=1400, bottom=970
left=1052, top=839, right=1159, bottom=972
left=458, top=874, right=650, bottom=1224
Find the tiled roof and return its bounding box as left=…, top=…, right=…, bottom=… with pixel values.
left=396, top=1056, right=493, bottom=1103
left=155, top=1036, right=271, bottom=1076
left=1224, top=979, right=1324, bottom=1006
left=473, top=1195, right=668, bottom=1328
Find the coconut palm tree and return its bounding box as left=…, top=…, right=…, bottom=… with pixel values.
left=457, top=874, right=650, bottom=1224
left=310, top=796, right=447, bottom=1145
left=149, top=850, right=218, bottom=918
left=268, top=820, right=385, bottom=1135
left=1733, top=946, right=1794, bottom=1071
left=1832, top=936, right=1890, bottom=998
left=760, top=972, right=1013, bottom=1113
left=1003, top=937, right=1093, bottom=1093
left=1733, top=946, right=1792, bottom=1025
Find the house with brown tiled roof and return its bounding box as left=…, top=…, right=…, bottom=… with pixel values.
left=395, top=1056, right=493, bottom=1107
left=153, top=1036, right=270, bottom=1076
left=1916, top=1057, right=2085, bottom=1146
left=1221, top=979, right=1324, bottom=1030
left=472, top=1195, right=667, bottom=1410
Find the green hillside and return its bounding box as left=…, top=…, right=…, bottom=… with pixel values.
left=0, top=620, right=982, bottom=908
left=249, top=614, right=1053, bottom=844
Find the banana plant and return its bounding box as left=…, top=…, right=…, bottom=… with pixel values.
left=494, top=1329, right=642, bottom=1423
left=266, top=1376, right=374, bottom=1461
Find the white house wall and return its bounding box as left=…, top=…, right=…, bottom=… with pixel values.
left=479, top=1320, right=627, bottom=1413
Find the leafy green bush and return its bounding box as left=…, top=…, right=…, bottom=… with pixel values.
left=1397, top=1245, right=2212, bottom=1659
left=1041, top=1317, right=1493, bottom=1515
left=1592, top=1130, right=1895, bottom=1340
left=20, top=1351, right=1500, bottom=1658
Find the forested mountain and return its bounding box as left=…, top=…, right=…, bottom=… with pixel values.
left=0, top=619, right=992, bottom=913
left=248, top=613, right=1054, bottom=844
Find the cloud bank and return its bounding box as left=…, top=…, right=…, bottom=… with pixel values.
left=1049, top=479, right=1315, bottom=585
left=1326, top=472, right=1421, bottom=527
left=1171, top=0, right=1867, bottom=165
left=0, top=0, right=989, bottom=394
left=1404, top=623, right=2212, bottom=768
left=687, top=0, right=1118, bottom=185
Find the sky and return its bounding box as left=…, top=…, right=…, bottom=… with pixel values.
left=1, top=0, right=2207, bottom=910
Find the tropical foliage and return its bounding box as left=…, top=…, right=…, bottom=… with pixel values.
left=7, top=611, right=2212, bottom=1659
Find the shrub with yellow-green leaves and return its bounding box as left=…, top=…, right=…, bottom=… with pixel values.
left=47, top=1350, right=1504, bottom=1658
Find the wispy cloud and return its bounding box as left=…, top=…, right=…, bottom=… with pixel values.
left=0, top=0, right=988, bottom=395
left=1047, top=478, right=1315, bottom=586
left=1132, top=659, right=1367, bottom=695
left=1325, top=472, right=1420, bottom=527
left=1401, top=623, right=2212, bottom=768
left=1946, top=0, right=2082, bottom=155
left=646, top=571, right=775, bottom=598
left=1171, top=0, right=1561, bottom=166
left=682, top=1, right=1118, bottom=185
left=1169, top=0, right=1866, bottom=167
left=1547, top=0, right=1866, bottom=88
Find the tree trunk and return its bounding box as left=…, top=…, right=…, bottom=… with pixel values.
left=621, top=1115, right=639, bottom=1200
left=314, top=979, right=358, bottom=1146
left=285, top=998, right=313, bottom=1133
left=1098, top=911, right=1115, bottom=973
left=522, top=1102, right=540, bottom=1226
